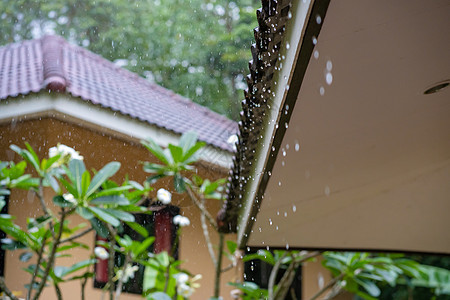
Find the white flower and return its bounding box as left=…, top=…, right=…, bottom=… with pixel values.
left=49, top=144, right=83, bottom=162
left=173, top=215, right=190, bottom=227
left=174, top=273, right=189, bottom=285
left=63, top=193, right=76, bottom=204
left=157, top=188, right=171, bottom=204
left=94, top=247, right=109, bottom=260
left=177, top=283, right=194, bottom=298
left=116, top=264, right=139, bottom=283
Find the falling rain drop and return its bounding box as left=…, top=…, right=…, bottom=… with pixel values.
left=325, top=72, right=333, bottom=85
left=319, top=86, right=325, bottom=96
left=313, top=50, right=319, bottom=59
left=316, top=15, right=322, bottom=24
left=324, top=185, right=331, bottom=196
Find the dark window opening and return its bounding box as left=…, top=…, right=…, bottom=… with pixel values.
left=94, top=205, right=179, bottom=294
left=244, top=249, right=302, bottom=300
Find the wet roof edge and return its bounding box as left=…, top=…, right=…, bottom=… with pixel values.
left=0, top=93, right=233, bottom=169
left=233, top=0, right=330, bottom=248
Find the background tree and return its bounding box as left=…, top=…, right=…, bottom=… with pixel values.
left=0, top=0, right=258, bottom=120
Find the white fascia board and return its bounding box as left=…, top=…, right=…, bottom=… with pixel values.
left=0, top=94, right=233, bottom=168
left=236, top=0, right=315, bottom=247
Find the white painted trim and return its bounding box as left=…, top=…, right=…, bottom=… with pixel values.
left=237, top=0, right=315, bottom=247
left=0, top=94, right=233, bottom=168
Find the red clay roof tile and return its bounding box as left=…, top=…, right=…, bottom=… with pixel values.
left=0, top=35, right=237, bottom=152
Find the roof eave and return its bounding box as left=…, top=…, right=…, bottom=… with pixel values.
left=0, top=93, right=234, bottom=169
left=219, top=0, right=331, bottom=247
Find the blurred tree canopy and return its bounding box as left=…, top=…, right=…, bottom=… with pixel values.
left=0, top=0, right=259, bottom=120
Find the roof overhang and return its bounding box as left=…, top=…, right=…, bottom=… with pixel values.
left=237, top=0, right=450, bottom=254
left=0, top=93, right=233, bottom=169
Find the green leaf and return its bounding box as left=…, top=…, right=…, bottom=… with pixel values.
left=95, top=185, right=133, bottom=197
left=76, top=207, right=94, bottom=220
left=45, top=174, right=60, bottom=193
left=141, top=138, right=170, bottom=165
left=179, top=131, right=198, bottom=155
left=69, top=159, right=86, bottom=197
left=182, top=141, right=206, bottom=163
left=125, top=221, right=149, bottom=237
left=19, top=251, right=33, bottom=262
left=61, top=259, right=97, bottom=277
left=354, top=278, right=381, bottom=297
left=90, top=218, right=110, bottom=238
left=174, top=173, right=185, bottom=193
left=135, top=237, right=155, bottom=256
left=88, top=207, right=120, bottom=227
left=86, top=162, right=121, bottom=198
left=147, top=292, right=171, bottom=300
left=42, top=154, right=61, bottom=170
left=103, top=208, right=135, bottom=222
left=90, top=195, right=130, bottom=206
left=53, top=195, right=74, bottom=208
left=168, top=144, right=183, bottom=163
left=146, top=174, right=166, bottom=185
left=226, top=240, right=237, bottom=255
left=81, top=171, right=91, bottom=197
left=11, top=145, right=40, bottom=173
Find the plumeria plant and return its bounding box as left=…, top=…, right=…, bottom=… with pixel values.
left=141, top=131, right=236, bottom=299
left=231, top=249, right=450, bottom=300
left=0, top=139, right=201, bottom=300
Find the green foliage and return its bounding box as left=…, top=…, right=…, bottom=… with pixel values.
left=0, top=0, right=260, bottom=120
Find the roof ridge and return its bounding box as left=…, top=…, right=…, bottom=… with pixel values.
left=41, top=35, right=67, bottom=92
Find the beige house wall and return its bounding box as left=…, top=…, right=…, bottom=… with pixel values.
left=0, top=117, right=236, bottom=300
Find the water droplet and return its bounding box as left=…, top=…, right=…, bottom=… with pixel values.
left=284, top=212, right=287, bottom=217
left=312, top=36, right=317, bottom=45
left=319, top=86, right=325, bottom=95
left=314, top=50, right=319, bottom=59
left=272, top=146, right=276, bottom=151
left=278, top=181, right=282, bottom=186
left=286, top=243, right=290, bottom=250
left=276, top=226, right=279, bottom=230
left=305, top=170, right=311, bottom=179
left=326, top=60, right=333, bottom=71
left=286, top=143, right=290, bottom=149
left=282, top=161, right=285, bottom=166
left=286, top=42, right=290, bottom=50
left=269, top=219, right=273, bottom=225
left=286, top=84, right=290, bottom=91
left=295, top=143, right=300, bottom=151
left=292, top=205, right=297, bottom=212
left=288, top=11, right=292, bottom=19
left=325, top=72, right=333, bottom=85
left=316, top=15, right=322, bottom=24
left=285, top=122, right=289, bottom=128
left=324, top=185, right=331, bottom=196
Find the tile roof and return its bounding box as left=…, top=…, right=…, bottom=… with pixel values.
left=217, top=0, right=293, bottom=233
left=0, top=35, right=237, bottom=152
